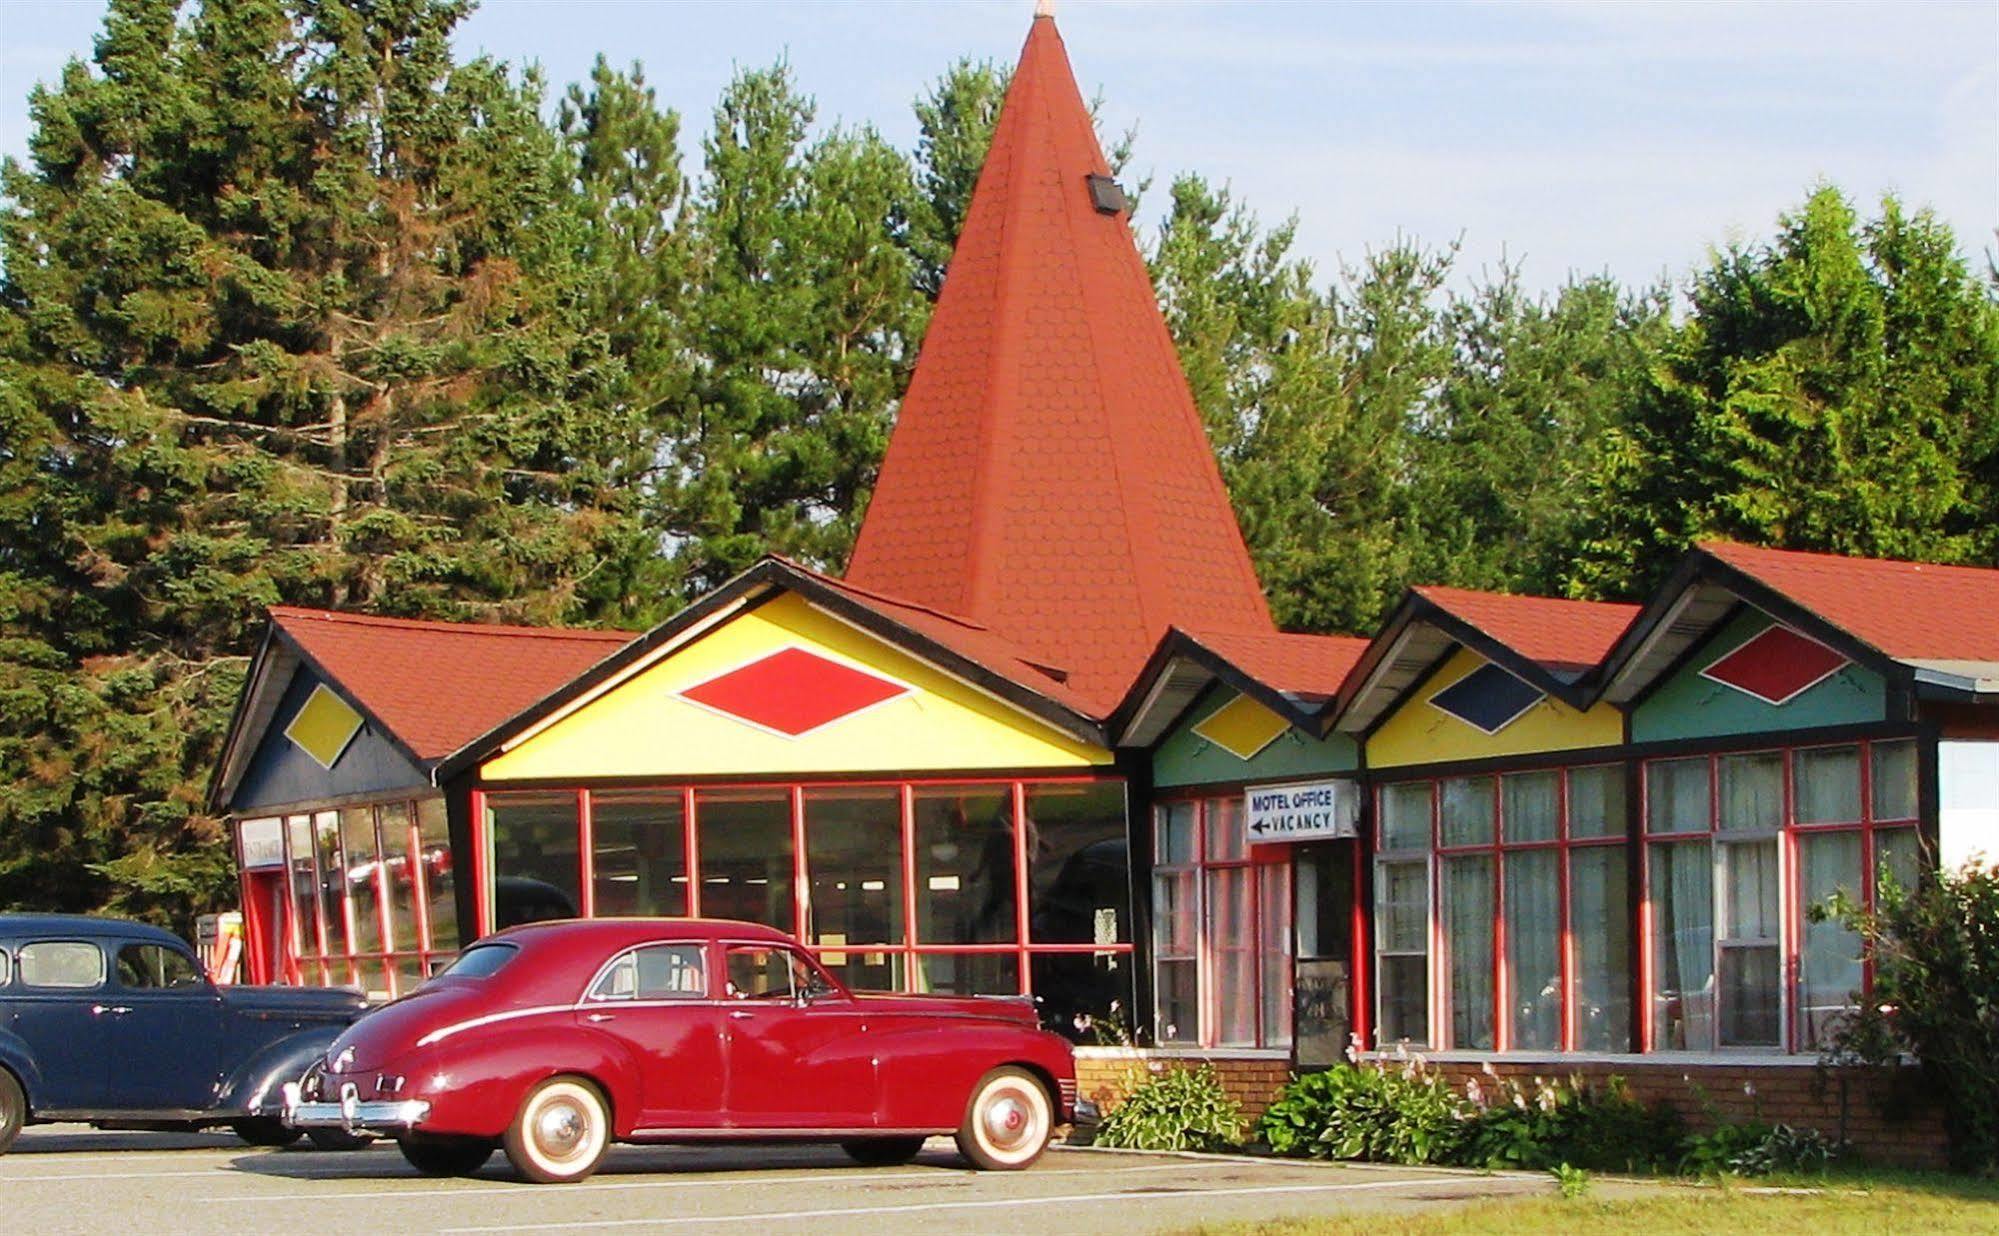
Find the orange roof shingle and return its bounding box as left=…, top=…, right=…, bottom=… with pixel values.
left=270, top=607, right=634, bottom=761
left=1703, top=541, right=1999, bottom=661
left=1186, top=629, right=1371, bottom=703
left=1413, top=586, right=1639, bottom=673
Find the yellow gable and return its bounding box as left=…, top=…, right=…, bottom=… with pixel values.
left=1367, top=646, right=1621, bottom=769
left=481, top=591, right=1110, bottom=781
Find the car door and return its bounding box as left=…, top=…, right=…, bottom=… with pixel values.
left=720, top=944, right=875, bottom=1129
left=103, top=942, right=226, bottom=1111
left=575, top=942, right=725, bottom=1130
left=8, top=939, right=112, bottom=1111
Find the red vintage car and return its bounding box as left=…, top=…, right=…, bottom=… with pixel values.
left=284, top=918, right=1078, bottom=1182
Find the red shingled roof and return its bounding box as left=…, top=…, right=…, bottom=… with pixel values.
left=1187, top=629, right=1371, bottom=703
left=845, top=14, right=1273, bottom=714
left=1414, top=586, right=1639, bottom=673
left=1704, top=541, right=1999, bottom=661
left=270, top=607, right=634, bottom=761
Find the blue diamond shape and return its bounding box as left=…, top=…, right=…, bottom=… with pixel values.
left=1429, top=663, right=1544, bottom=734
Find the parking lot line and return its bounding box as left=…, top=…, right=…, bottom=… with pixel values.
left=437, top=1177, right=1545, bottom=1233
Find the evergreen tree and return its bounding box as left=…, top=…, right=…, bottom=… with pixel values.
left=0, top=0, right=642, bottom=920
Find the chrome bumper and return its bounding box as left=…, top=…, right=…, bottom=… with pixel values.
left=284, top=1081, right=429, bottom=1134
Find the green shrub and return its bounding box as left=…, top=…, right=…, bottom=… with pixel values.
left=1551, top=1162, right=1591, bottom=1199
left=1679, top=1122, right=1843, bottom=1176
left=1457, top=1074, right=1682, bottom=1173
left=1093, top=1065, right=1246, bottom=1152
left=1258, top=1059, right=1467, bottom=1164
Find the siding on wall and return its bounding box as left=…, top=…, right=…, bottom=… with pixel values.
left=1153, top=688, right=1357, bottom=789
left=1632, top=609, right=1886, bottom=744
left=1367, top=646, right=1621, bottom=769
left=233, top=668, right=428, bottom=810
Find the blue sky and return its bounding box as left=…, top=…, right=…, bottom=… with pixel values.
left=3, top=0, right=1994, bottom=295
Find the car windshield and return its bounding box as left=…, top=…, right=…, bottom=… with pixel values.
left=436, top=943, right=518, bottom=979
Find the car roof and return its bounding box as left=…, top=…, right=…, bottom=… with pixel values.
left=491, top=917, right=798, bottom=950
left=0, top=914, right=188, bottom=948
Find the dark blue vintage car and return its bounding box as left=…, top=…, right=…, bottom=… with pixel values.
left=0, top=914, right=368, bottom=1153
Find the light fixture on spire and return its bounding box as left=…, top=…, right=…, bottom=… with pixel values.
left=1035, top=0, right=1056, bottom=17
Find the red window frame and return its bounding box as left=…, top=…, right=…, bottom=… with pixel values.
left=1638, top=738, right=1921, bottom=1055
left=1150, top=793, right=1292, bottom=1050
left=272, top=797, right=451, bottom=999
left=1374, top=764, right=1628, bottom=1052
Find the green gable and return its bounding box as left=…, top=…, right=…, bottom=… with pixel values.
left=1154, top=687, right=1358, bottom=788
left=1631, top=608, right=1888, bottom=744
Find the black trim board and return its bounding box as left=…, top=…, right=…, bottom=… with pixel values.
left=471, top=766, right=1127, bottom=794
left=1109, top=627, right=1327, bottom=743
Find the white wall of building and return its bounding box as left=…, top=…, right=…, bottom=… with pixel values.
left=1938, top=741, right=1999, bottom=871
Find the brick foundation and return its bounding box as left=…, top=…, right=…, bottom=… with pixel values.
left=1075, top=1049, right=1948, bottom=1168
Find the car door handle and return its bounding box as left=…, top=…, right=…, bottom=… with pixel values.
left=728, top=1010, right=755, bottom=1020
left=586, top=1013, right=617, bottom=1023
left=91, top=1004, right=133, bottom=1016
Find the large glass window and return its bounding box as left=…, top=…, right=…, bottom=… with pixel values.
left=1643, top=739, right=1924, bottom=1053
left=1152, top=794, right=1294, bottom=1049
left=592, top=792, right=688, bottom=918
left=913, top=785, right=1017, bottom=946
left=694, top=790, right=794, bottom=932
left=487, top=792, right=582, bottom=929
left=1025, top=782, right=1131, bottom=1033
left=1377, top=764, right=1631, bottom=1052
left=804, top=788, right=903, bottom=991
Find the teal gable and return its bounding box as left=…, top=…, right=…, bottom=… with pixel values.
left=1154, top=688, right=1358, bottom=789
left=1631, top=608, right=1888, bottom=744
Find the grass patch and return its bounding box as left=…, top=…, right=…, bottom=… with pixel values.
left=1191, top=1168, right=1999, bottom=1235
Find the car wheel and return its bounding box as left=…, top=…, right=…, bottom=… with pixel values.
left=232, top=1118, right=305, bottom=1148
left=839, top=1136, right=927, bottom=1166
left=0, top=1069, right=25, bottom=1155
left=307, top=1127, right=377, bottom=1152
left=503, top=1076, right=610, bottom=1184
left=954, top=1067, right=1052, bottom=1171
left=399, top=1136, right=495, bottom=1177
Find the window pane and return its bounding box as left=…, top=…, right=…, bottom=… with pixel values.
left=1156, top=801, right=1197, bottom=865
left=1571, top=845, right=1631, bottom=1051
left=1872, top=740, right=1918, bottom=821
left=487, top=793, right=580, bottom=930
left=912, top=786, right=1016, bottom=944
left=287, top=815, right=321, bottom=961
left=696, top=791, right=795, bottom=933
left=1156, top=958, right=1199, bottom=1043
left=1443, top=854, right=1494, bottom=1049
left=379, top=802, right=416, bottom=957
left=1208, top=867, right=1256, bottom=1045
left=915, top=951, right=1017, bottom=997
left=1205, top=796, right=1246, bottom=863
left=1379, top=783, right=1432, bottom=852
left=1155, top=871, right=1197, bottom=955
left=1503, top=772, right=1560, bottom=843
left=804, top=789, right=903, bottom=948
left=1720, top=839, right=1780, bottom=942
left=817, top=949, right=904, bottom=994
left=592, top=792, right=688, bottom=918
left=1718, top=946, right=1781, bottom=1046
left=1797, top=831, right=1863, bottom=1049
left=313, top=811, right=344, bottom=958
left=1504, top=849, right=1561, bottom=1049
left=1374, top=857, right=1429, bottom=1047
left=417, top=797, right=457, bottom=954
left=20, top=942, right=103, bottom=988
left=340, top=807, right=384, bottom=957
left=1718, top=754, right=1783, bottom=833
left=1650, top=839, right=1713, bottom=1049
left=1376, top=859, right=1429, bottom=953
left=725, top=946, right=796, bottom=999
left=1568, top=766, right=1626, bottom=839
left=1795, top=746, right=1862, bottom=824
left=1378, top=955, right=1428, bottom=1047
left=1647, top=759, right=1710, bottom=834
left=597, top=944, right=707, bottom=999
left=1876, top=827, right=1925, bottom=898
left=116, top=944, right=202, bottom=989
left=1440, top=777, right=1495, bottom=847
left=1260, top=863, right=1293, bottom=1047
left=1025, top=782, right=1130, bottom=947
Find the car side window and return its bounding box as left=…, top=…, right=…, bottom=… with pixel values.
left=18, top=941, right=106, bottom=989
left=588, top=944, right=706, bottom=1002
left=116, top=943, right=205, bottom=990
left=725, top=946, right=821, bottom=1000
left=0, top=948, right=10, bottom=987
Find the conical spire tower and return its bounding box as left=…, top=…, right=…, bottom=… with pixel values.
left=846, top=12, right=1274, bottom=712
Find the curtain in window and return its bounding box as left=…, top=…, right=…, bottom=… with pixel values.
left=1647, top=759, right=1709, bottom=834
left=1209, top=866, right=1255, bottom=1045
left=1503, top=772, right=1560, bottom=843
left=1571, top=845, right=1630, bottom=1050
left=1375, top=858, right=1429, bottom=1046
left=1872, top=741, right=1919, bottom=820
left=1504, top=849, right=1562, bottom=1049
left=1718, top=839, right=1781, bottom=1046
left=1568, top=766, right=1626, bottom=839
left=1259, top=863, right=1293, bottom=1046
left=1651, top=839, right=1713, bottom=1049
left=1444, top=854, right=1494, bottom=1049
left=1797, top=831, right=1862, bottom=1048
left=1441, top=778, right=1495, bottom=847
left=1718, top=754, right=1783, bottom=833
left=1794, top=747, right=1861, bottom=824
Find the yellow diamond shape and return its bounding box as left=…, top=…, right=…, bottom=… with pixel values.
left=284, top=683, right=364, bottom=769
left=1191, top=693, right=1291, bottom=761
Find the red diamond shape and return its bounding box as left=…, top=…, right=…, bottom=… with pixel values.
left=1700, top=625, right=1847, bottom=705
left=680, top=648, right=908, bottom=736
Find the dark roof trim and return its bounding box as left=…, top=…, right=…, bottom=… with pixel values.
left=433, top=558, right=1107, bottom=782
left=206, top=619, right=279, bottom=812
left=1109, top=627, right=1327, bottom=744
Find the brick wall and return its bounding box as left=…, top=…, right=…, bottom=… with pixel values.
left=1075, top=1050, right=1948, bottom=1168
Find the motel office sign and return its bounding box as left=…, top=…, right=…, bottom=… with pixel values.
left=1244, top=779, right=1360, bottom=845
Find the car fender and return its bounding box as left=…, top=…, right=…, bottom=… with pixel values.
left=0, top=1027, right=45, bottom=1113
left=404, top=1022, right=640, bottom=1141
left=870, top=1022, right=1074, bottom=1129
left=214, top=1025, right=348, bottom=1117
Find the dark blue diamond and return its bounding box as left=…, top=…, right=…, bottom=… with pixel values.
left=1429, top=662, right=1544, bottom=734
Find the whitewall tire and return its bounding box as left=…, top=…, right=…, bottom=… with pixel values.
left=503, top=1076, right=610, bottom=1184
left=955, top=1067, right=1052, bottom=1171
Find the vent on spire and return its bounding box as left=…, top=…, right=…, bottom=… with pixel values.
left=1086, top=173, right=1128, bottom=215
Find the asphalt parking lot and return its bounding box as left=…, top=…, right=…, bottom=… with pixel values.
left=3, top=1125, right=1601, bottom=1235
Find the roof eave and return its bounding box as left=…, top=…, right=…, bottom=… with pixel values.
left=1111, top=628, right=1324, bottom=746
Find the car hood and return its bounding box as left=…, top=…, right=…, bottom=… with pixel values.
left=850, top=991, right=1040, bottom=1027
left=220, top=984, right=368, bottom=1022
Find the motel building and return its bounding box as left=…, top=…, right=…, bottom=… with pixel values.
left=209, top=12, right=1998, bottom=1161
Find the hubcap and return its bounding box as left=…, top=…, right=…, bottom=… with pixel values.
left=535, top=1099, right=589, bottom=1160
left=983, top=1092, right=1033, bottom=1150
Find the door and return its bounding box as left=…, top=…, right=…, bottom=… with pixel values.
left=9, top=940, right=112, bottom=1110
left=104, top=942, right=226, bottom=1110
left=575, top=942, right=725, bottom=1129
left=720, top=945, right=874, bottom=1128
left=1293, top=841, right=1356, bottom=1068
